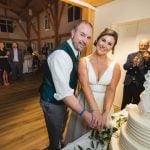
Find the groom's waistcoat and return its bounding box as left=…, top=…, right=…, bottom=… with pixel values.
left=39, top=41, right=78, bottom=105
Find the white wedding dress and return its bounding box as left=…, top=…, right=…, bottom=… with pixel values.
left=65, top=57, right=116, bottom=145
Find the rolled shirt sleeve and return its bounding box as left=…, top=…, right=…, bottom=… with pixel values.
left=47, top=50, right=74, bottom=101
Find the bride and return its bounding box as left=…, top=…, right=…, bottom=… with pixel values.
left=65, top=28, right=121, bottom=144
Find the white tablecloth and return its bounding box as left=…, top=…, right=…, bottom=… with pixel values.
left=63, top=130, right=107, bottom=150
left=63, top=109, right=128, bottom=150
left=23, top=55, right=33, bottom=73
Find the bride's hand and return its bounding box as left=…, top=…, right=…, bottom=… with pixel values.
left=91, top=110, right=104, bottom=130
left=91, top=110, right=101, bottom=127
left=101, top=112, right=108, bottom=128
left=82, top=110, right=102, bottom=129
left=95, top=112, right=108, bottom=131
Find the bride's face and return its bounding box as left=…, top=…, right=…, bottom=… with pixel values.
left=95, top=35, right=115, bottom=55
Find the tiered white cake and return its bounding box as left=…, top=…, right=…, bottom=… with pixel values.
left=110, top=70, right=150, bottom=150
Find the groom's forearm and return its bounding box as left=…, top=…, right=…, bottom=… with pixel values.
left=63, top=95, right=94, bottom=128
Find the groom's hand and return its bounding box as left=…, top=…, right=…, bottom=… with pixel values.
left=81, top=111, right=94, bottom=128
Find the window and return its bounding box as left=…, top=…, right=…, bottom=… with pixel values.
left=44, top=42, right=53, bottom=49
left=5, top=43, right=12, bottom=50
left=31, top=43, right=37, bottom=51
left=44, top=16, right=50, bottom=30
left=7, top=20, right=13, bottom=32
left=0, top=19, right=13, bottom=33
left=68, top=5, right=81, bottom=22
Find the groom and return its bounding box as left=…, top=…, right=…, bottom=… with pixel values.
left=40, top=20, right=96, bottom=150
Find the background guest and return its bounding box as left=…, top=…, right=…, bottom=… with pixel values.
left=9, top=42, right=24, bottom=80
left=0, top=42, right=11, bottom=86
left=42, top=44, right=48, bottom=58
left=121, top=39, right=150, bottom=109
left=27, top=45, right=33, bottom=55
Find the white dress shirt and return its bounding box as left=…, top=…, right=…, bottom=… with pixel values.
left=13, top=48, right=19, bottom=62
left=47, top=39, right=79, bottom=101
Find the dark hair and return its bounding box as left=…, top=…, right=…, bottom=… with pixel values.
left=12, top=42, right=19, bottom=48
left=94, top=28, right=118, bottom=54
left=73, top=20, right=93, bottom=31
left=0, top=42, right=5, bottom=50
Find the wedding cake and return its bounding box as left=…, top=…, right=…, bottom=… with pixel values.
left=110, top=70, right=150, bottom=150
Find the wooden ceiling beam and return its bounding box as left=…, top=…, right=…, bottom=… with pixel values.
left=15, top=1, right=42, bottom=21
left=37, top=14, right=41, bottom=50
left=88, top=0, right=113, bottom=7
left=23, top=0, right=33, bottom=9
left=30, top=32, right=70, bottom=41
left=48, top=5, right=55, bottom=22
left=16, top=20, right=27, bottom=37
left=58, top=2, right=65, bottom=29
left=30, top=9, right=43, bottom=20
left=41, top=3, right=55, bottom=31
left=30, top=22, right=38, bottom=36
left=54, top=0, right=59, bottom=45
left=39, top=0, right=55, bottom=31
left=18, top=0, right=33, bottom=19
left=0, top=15, right=18, bottom=20
left=0, top=2, right=21, bottom=11
left=61, top=0, right=113, bottom=7
left=0, top=37, right=27, bottom=42
left=61, top=0, right=96, bottom=10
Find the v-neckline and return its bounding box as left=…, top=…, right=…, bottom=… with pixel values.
left=89, top=59, right=113, bottom=83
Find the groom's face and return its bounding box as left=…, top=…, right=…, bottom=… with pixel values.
left=71, top=23, right=93, bottom=52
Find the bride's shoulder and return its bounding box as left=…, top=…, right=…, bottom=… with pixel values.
left=108, top=59, right=119, bottom=66
left=80, top=55, right=91, bottom=62
left=108, top=59, right=120, bottom=72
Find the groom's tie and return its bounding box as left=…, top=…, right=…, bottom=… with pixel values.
left=76, top=53, right=80, bottom=65
left=77, top=53, right=80, bottom=61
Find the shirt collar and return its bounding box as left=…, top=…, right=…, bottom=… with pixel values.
left=67, top=39, right=79, bottom=57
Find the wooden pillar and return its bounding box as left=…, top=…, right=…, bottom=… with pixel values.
left=54, top=0, right=59, bottom=46
left=81, top=7, right=95, bottom=56
left=61, top=0, right=95, bottom=56
left=37, top=15, right=41, bottom=52
left=26, top=19, right=31, bottom=46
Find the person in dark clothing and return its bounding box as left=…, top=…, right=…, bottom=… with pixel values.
left=9, top=42, right=24, bottom=80
left=0, top=42, right=10, bottom=86
left=121, top=39, right=150, bottom=109
left=42, top=44, right=48, bottom=58
left=27, top=46, right=33, bottom=55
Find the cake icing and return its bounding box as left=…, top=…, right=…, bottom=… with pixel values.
left=119, top=107, right=150, bottom=150
left=110, top=70, right=150, bottom=150
left=138, top=70, right=150, bottom=114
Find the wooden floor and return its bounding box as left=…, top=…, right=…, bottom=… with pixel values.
left=0, top=71, right=121, bottom=150
left=0, top=71, right=49, bottom=150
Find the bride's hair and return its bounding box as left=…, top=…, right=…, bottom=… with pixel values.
left=94, top=28, right=118, bottom=54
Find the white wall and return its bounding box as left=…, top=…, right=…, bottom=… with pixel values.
left=94, top=0, right=150, bottom=107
